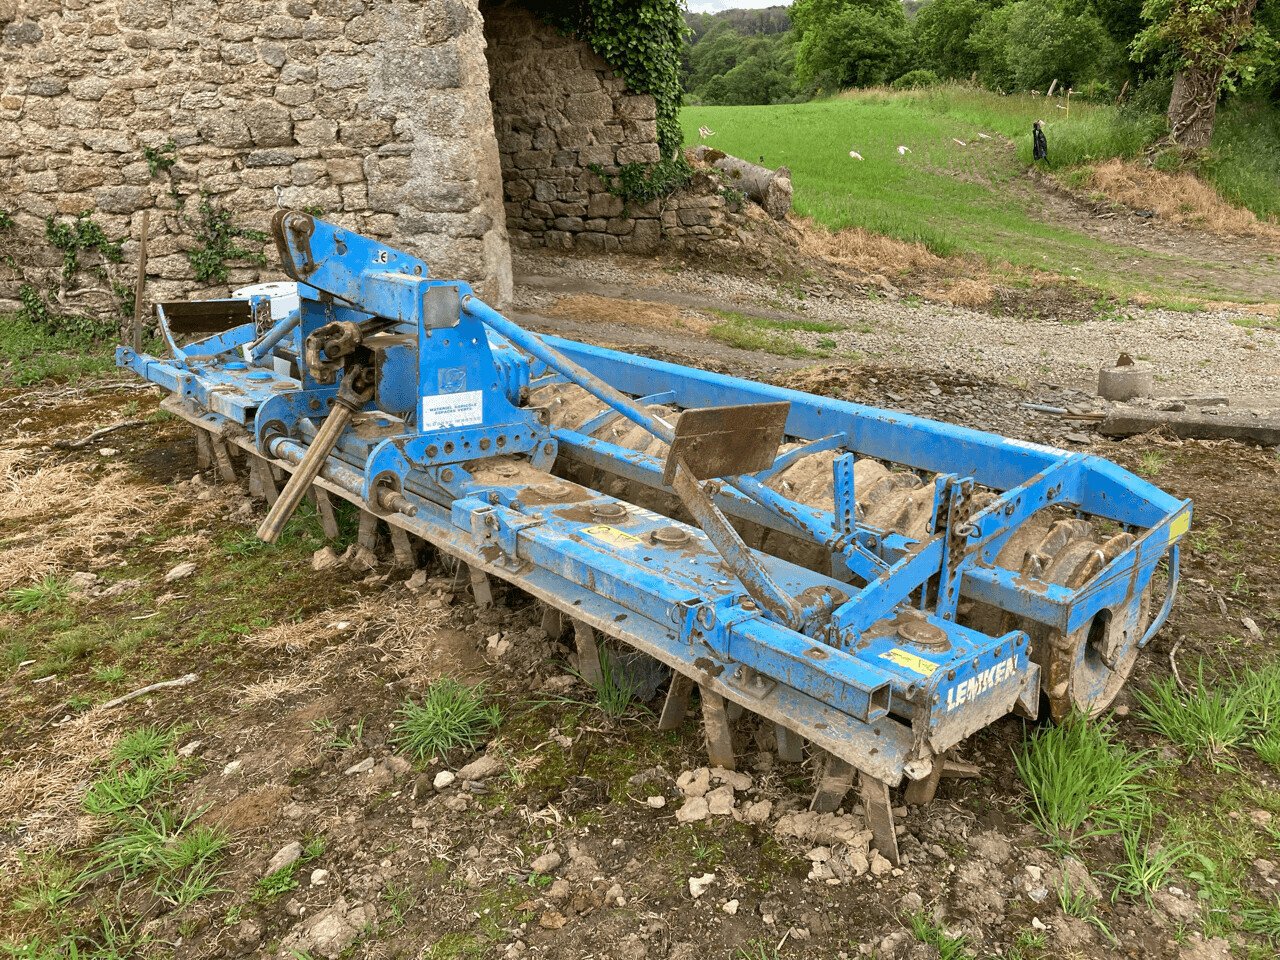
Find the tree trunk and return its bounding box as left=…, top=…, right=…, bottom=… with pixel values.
left=692, top=146, right=793, bottom=219
left=1167, top=67, right=1221, bottom=151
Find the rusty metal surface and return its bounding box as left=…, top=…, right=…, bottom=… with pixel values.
left=661, top=401, right=789, bottom=485
left=156, top=299, right=256, bottom=335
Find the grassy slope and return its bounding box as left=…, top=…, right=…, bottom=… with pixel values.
left=681, top=87, right=1276, bottom=302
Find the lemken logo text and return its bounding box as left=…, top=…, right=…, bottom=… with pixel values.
left=945, top=657, right=1018, bottom=712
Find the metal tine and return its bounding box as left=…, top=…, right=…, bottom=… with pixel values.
left=356, top=509, right=380, bottom=552
left=313, top=487, right=340, bottom=540
left=810, top=752, right=854, bottom=813
left=572, top=619, right=604, bottom=687
left=210, top=436, right=237, bottom=483
left=903, top=756, right=945, bottom=806
left=858, top=772, right=901, bottom=866
left=250, top=456, right=280, bottom=507
left=775, top=724, right=805, bottom=763
left=658, top=673, right=693, bottom=731
left=700, top=686, right=735, bottom=770
left=389, top=525, right=415, bottom=569
left=467, top=565, right=493, bottom=608
left=194, top=429, right=212, bottom=470
left=540, top=604, right=566, bottom=641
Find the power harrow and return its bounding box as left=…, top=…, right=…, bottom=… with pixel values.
left=118, top=213, right=1191, bottom=861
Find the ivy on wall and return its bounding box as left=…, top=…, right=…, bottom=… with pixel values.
left=526, top=0, right=687, bottom=157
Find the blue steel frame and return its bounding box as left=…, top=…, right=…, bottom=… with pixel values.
left=116, top=215, right=1191, bottom=788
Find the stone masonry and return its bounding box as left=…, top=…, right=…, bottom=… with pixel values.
left=0, top=0, right=514, bottom=309
left=0, top=0, right=748, bottom=318
left=482, top=1, right=665, bottom=255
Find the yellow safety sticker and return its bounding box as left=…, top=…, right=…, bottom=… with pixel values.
left=583, top=524, right=641, bottom=547
left=1168, top=512, right=1191, bottom=543
left=881, top=647, right=937, bottom=676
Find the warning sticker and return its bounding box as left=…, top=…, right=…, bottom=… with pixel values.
left=421, top=390, right=483, bottom=429
left=583, top=524, right=641, bottom=548
left=880, top=647, right=937, bottom=676
left=1167, top=512, right=1191, bottom=543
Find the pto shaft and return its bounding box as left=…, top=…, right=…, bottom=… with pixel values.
left=256, top=365, right=373, bottom=544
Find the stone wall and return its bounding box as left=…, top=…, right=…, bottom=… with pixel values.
left=482, top=1, right=667, bottom=255
left=0, top=0, right=513, bottom=312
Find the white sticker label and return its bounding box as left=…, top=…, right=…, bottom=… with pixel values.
left=421, top=390, right=483, bottom=429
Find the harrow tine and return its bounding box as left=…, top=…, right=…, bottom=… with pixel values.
left=810, top=752, right=854, bottom=813
left=903, top=754, right=945, bottom=807
left=250, top=456, right=280, bottom=506
left=572, top=620, right=604, bottom=687
left=313, top=487, right=340, bottom=540
left=658, top=673, right=693, bottom=731
left=467, top=565, right=493, bottom=608
left=357, top=510, right=379, bottom=552
left=194, top=429, right=212, bottom=470
left=540, top=604, right=566, bottom=641
left=775, top=724, right=805, bottom=763
left=389, top=525, right=414, bottom=569
left=857, top=773, right=900, bottom=866
left=699, top=687, right=736, bottom=770
left=210, top=436, right=237, bottom=484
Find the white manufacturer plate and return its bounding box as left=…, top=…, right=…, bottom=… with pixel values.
left=421, top=390, right=483, bottom=429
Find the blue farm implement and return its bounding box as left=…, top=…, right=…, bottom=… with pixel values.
left=118, top=213, right=1191, bottom=861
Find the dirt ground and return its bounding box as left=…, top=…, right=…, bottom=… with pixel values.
left=2, top=251, right=1279, bottom=960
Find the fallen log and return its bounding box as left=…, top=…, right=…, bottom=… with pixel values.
left=1099, top=406, right=1280, bottom=446
left=693, top=146, right=792, bottom=220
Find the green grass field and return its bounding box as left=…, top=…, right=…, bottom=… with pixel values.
left=681, top=86, right=1278, bottom=303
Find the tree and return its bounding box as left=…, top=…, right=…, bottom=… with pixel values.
left=967, top=3, right=1019, bottom=87
left=1135, top=0, right=1277, bottom=149
left=791, top=0, right=913, bottom=89
left=700, top=39, right=800, bottom=104
left=912, top=0, right=987, bottom=78
left=1003, top=0, right=1119, bottom=89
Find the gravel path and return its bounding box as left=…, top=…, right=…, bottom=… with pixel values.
left=513, top=250, right=1280, bottom=409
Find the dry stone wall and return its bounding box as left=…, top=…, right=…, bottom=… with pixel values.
left=0, top=0, right=514, bottom=311
left=482, top=2, right=667, bottom=254
left=482, top=3, right=749, bottom=257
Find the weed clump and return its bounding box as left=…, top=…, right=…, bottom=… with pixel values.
left=1015, top=714, right=1154, bottom=847
left=392, top=678, right=501, bottom=764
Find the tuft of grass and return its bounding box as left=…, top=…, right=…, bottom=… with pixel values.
left=2, top=575, right=69, bottom=613
left=253, top=839, right=324, bottom=903
left=1099, top=820, right=1191, bottom=904
left=1135, top=451, right=1169, bottom=478
left=588, top=650, right=641, bottom=719
left=255, top=864, right=302, bottom=902
left=154, top=861, right=227, bottom=908
left=1255, top=730, right=1280, bottom=773
left=1057, top=873, right=1117, bottom=944
left=707, top=312, right=823, bottom=359
left=3, top=638, right=31, bottom=667
left=1239, top=663, right=1280, bottom=731
left=908, top=913, right=972, bottom=960
left=82, top=761, right=179, bottom=818
left=391, top=679, right=501, bottom=764
left=1014, top=715, right=1154, bottom=847
left=112, top=724, right=179, bottom=767
left=12, top=859, right=82, bottom=921
left=382, top=881, right=417, bottom=928
left=92, top=664, right=126, bottom=684
left=1135, top=665, right=1250, bottom=761
left=735, top=942, right=781, bottom=960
